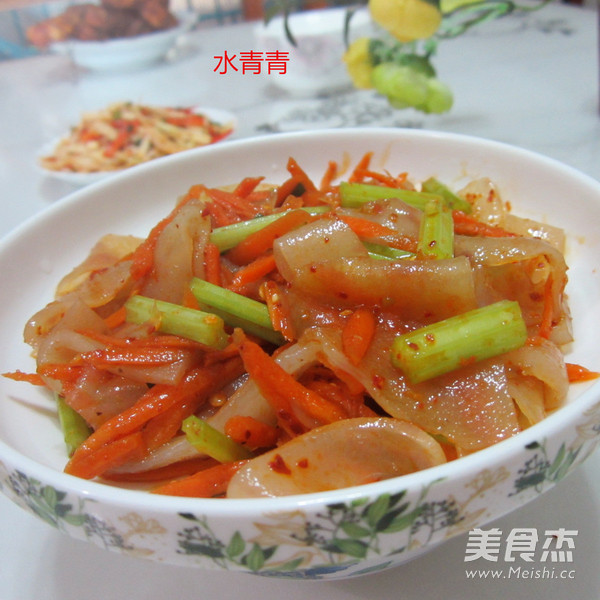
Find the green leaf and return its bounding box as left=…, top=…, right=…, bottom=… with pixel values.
left=42, top=485, right=58, bottom=509
left=226, top=531, right=246, bottom=558
left=63, top=513, right=87, bottom=527
left=350, top=497, right=370, bottom=508
left=365, top=494, right=391, bottom=528
left=272, top=557, right=305, bottom=572
left=388, top=490, right=407, bottom=507
left=178, top=512, right=199, bottom=521
left=547, top=443, right=566, bottom=477
left=180, top=543, right=224, bottom=559
left=54, top=502, right=74, bottom=518
left=382, top=507, right=423, bottom=533
left=340, top=522, right=372, bottom=539
left=244, top=544, right=266, bottom=572
left=553, top=449, right=579, bottom=482
left=375, top=503, right=410, bottom=532
left=262, top=546, right=278, bottom=561
left=329, top=538, right=369, bottom=559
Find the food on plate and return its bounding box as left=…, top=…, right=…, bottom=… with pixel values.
left=8, top=152, right=597, bottom=498
left=27, top=0, right=176, bottom=48
left=39, top=102, right=234, bottom=174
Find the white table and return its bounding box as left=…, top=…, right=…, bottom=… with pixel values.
left=1, top=4, right=600, bottom=599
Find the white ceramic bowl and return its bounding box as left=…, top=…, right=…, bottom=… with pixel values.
left=254, top=7, right=375, bottom=95
left=1, top=129, right=600, bottom=580
left=50, top=14, right=194, bottom=72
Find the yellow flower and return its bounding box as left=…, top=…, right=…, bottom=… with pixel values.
left=368, top=0, right=442, bottom=42
left=343, top=37, right=375, bottom=89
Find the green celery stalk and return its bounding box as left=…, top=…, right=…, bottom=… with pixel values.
left=417, top=198, right=454, bottom=260
left=56, top=394, right=91, bottom=457
left=210, top=206, right=330, bottom=252
left=190, top=278, right=285, bottom=345
left=363, top=241, right=415, bottom=260
left=421, top=177, right=472, bottom=213
left=182, top=415, right=252, bottom=463
left=125, top=295, right=229, bottom=349
left=198, top=302, right=285, bottom=345
left=390, top=300, right=527, bottom=384
left=339, top=181, right=441, bottom=210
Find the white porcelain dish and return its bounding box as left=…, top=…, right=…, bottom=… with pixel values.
left=37, top=106, right=237, bottom=187
left=50, top=13, right=195, bottom=72
left=2, top=129, right=600, bottom=580
left=254, top=7, right=375, bottom=96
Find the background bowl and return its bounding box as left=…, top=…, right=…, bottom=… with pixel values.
left=36, top=106, right=237, bottom=187
left=254, top=7, right=375, bottom=96
left=50, top=13, right=194, bottom=72
left=1, top=128, right=600, bottom=580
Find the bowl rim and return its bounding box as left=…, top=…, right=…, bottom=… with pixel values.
left=2, top=127, right=600, bottom=515
left=255, top=5, right=371, bottom=37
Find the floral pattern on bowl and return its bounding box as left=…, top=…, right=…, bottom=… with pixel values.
left=2, top=400, right=599, bottom=579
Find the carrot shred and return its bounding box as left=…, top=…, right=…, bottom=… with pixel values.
left=566, top=363, right=600, bottom=383
left=82, top=346, right=191, bottom=369
left=206, top=187, right=264, bottom=221
left=65, top=362, right=238, bottom=478
left=182, top=287, right=201, bottom=309
left=204, top=197, right=239, bottom=227
left=320, top=160, right=338, bottom=191
left=276, top=175, right=303, bottom=206
left=286, top=157, right=318, bottom=193
left=76, top=330, right=206, bottom=351
left=203, top=241, right=223, bottom=286
left=322, top=363, right=366, bottom=396
left=142, top=357, right=243, bottom=452
left=236, top=332, right=347, bottom=436
left=452, top=210, right=518, bottom=238
left=354, top=169, right=403, bottom=188
left=538, top=275, right=554, bottom=339
left=3, top=370, right=46, bottom=386
left=141, top=401, right=195, bottom=451
left=103, top=130, right=128, bottom=158
left=227, top=209, right=316, bottom=265
left=302, top=377, right=374, bottom=419
left=261, top=280, right=296, bottom=342
left=104, top=456, right=220, bottom=483
left=152, top=460, right=247, bottom=497
left=224, top=415, right=279, bottom=449
left=66, top=431, right=146, bottom=480
left=349, top=152, right=373, bottom=183
left=104, top=305, right=127, bottom=329
left=37, top=363, right=82, bottom=385
left=338, top=214, right=418, bottom=253
left=228, top=253, right=277, bottom=292
left=341, top=308, right=376, bottom=366
left=233, top=176, right=264, bottom=198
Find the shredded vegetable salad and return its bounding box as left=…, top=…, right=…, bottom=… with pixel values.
left=7, top=153, right=599, bottom=498
left=39, top=101, right=233, bottom=174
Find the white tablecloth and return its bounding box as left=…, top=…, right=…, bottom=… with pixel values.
left=1, top=3, right=599, bottom=598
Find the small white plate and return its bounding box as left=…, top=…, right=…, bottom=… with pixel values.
left=37, top=106, right=237, bottom=187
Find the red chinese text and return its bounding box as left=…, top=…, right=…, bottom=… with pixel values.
left=214, top=51, right=290, bottom=75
